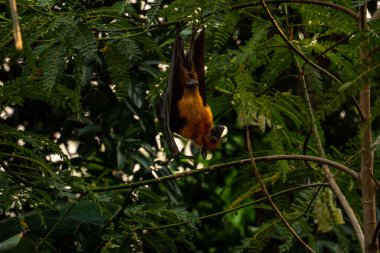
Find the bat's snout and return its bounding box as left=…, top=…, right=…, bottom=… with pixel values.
left=187, top=79, right=198, bottom=88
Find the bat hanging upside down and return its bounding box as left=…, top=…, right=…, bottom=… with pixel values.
left=156, top=25, right=225, bottom=159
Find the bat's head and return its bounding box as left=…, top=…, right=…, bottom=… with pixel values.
left=209, top=125, right=225, bottom=144
left=179, top=63, right=199, bottom=89
left=201, top=125, right=226, bottom=159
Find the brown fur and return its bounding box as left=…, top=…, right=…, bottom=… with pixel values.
left=177, top=64, right=220, bottom=151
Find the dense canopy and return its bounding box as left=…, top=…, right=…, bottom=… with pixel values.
left=1, top=0, right=380, bottom=252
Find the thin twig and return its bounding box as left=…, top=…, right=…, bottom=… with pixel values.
left=96, top=27, right=160, bottom=40
left=301, top=131, right=326, bottom=220
left=295, top=183, right=324, bottom=219
left=303, top=31, right=363, bottom=123
left=298, top=27, right=365, bottom=124
left=245, top=127, right=316, bottom=253
left=303, top=130, right=313, bottom=170
left=0, top=162, right=51, bottom=191
left=295, top=57, right=365, bottom=251
left=312, top=32, right=356, bottom=61
left=352, top=95, right=366, bottom=121
left=36, top=194, right=84, bottom=249
left=142, top=183, right=328, bottom=231
left=111, top=187, right=135, bottom=223
left=229, top=1, right=358, bottom=21
left=259, top=0, right=342, bottom=83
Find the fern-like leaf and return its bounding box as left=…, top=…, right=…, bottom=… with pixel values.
left=248, top=219, right=279, bottom=252
left=146, top=0, right=163, bottom=25
left=260, top=47, right=292, bottom=85
left=68, top=23, right=98, bottom=61
left=42, top=43, right=65, bottom=89
left=213, top=12, right=239, bottom=50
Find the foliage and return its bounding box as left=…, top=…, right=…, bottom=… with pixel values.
left=0, top=0, right=380, bottom=252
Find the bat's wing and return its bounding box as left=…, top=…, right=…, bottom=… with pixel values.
left=156, top=25, right=185, bottom=157
left=186, top=27, right=206, bottom=106
left=156, top=95, right=179, bottom=157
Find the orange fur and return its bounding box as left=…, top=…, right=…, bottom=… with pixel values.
left=177, top=64, right=220, bottom=151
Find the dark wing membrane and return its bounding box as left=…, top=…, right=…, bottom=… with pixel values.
left=156, top=95, right=179, bottom=157
left=156, top=26, right=186, bottom=157
left=193, top=28, right=206, bottom=106
left=186, top=27, right=206, bottom=106
left=170, top=26, right=185, bottom=117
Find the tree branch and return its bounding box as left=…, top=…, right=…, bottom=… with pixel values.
left=9, top=0, right=23, bottom=50
left=359, top=2, right=377, bottom=252
left=230, top=1, right=358, bottom=21
left=95, top=0, right=358, bottom=35
left=295, top=57, right=365, bottom=251
left=91, top=154, right=358, bottom=193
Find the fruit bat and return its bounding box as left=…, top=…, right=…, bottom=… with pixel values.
left=156, top=25, right=225, bottom=159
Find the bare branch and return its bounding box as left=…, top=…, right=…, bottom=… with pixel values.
left=91, top=154, right=358, bottom=193
left=295, top=57, right=365, bottom=251
left=245, top=127, right=316, bottom=253
left=231, top=1, right=358, bottom=21
left=9, top=0, right=23, bottom=50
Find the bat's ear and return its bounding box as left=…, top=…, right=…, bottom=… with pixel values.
left=190, top=64, right=197, bottom=75
left=179, top=62, right=187, bottom=74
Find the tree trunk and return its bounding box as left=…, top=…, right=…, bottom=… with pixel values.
left=359, top=2, right=378, bottom=252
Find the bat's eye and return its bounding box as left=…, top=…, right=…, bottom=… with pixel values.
left=187, top=79, right=198, bottom=88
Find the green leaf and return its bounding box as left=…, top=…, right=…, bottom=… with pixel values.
left=338, top=81, right=352, bottom=92
left=257, top=113, right=266, bottom=132
left=42, top=44, right=65, bottom=89
left=37, top=0, right=55, bottom=8
left=0, top=233, right=23, bottom=252
left=372, top=135, right=380, bottom=150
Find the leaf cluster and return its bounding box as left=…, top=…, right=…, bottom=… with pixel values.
left=0, top=0, right=379, bottom=252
